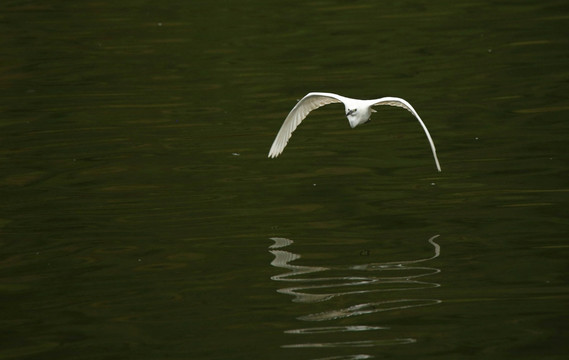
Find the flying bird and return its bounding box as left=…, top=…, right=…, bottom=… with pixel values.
left=268, top=92, right=441, bottom=172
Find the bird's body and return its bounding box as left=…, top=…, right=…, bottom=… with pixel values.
left=268, top=92, right=441, bottom=172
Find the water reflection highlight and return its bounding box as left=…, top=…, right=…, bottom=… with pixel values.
left=269, top=234, right=441, bottom=356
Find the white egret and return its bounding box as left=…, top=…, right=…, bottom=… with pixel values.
left=268, top=92, right=441, bottom=172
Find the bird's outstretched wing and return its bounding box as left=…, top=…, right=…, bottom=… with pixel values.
left=268, top=92, right=344, bottom=158
left=371, top=97, right=441, bottom=172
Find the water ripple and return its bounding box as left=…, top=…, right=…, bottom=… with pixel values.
left=282, top=338, right=417, bottom=348
left=269, top=234, right=441, bottom=357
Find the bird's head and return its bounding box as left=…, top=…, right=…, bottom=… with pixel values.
left=346, top=108, right=359, bottom=128
left=346, top=107, right=372, bottom=128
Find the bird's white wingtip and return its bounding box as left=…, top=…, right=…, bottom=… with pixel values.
left=268, top=149, right=281, bottom=158
left=434, top=158, right=442, bottom=172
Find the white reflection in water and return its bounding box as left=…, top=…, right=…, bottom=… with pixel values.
left=281, top=338, right=416, bottom=348
left=285, top=325, right=388, bottom=334
left=269, top=234, right=441, bottom=356
left=302, top=355, right=375, bottom=360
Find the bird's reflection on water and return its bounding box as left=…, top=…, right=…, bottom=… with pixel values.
left=269, top=234, right=441, bottom=356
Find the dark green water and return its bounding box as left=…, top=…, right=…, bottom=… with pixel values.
left=1, top=1, right=568, bottom=359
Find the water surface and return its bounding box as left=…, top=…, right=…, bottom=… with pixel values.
left=1, top=1, right=568, bottom=359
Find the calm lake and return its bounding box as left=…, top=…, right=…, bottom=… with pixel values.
left=1, top=1, right=568, bottom=359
